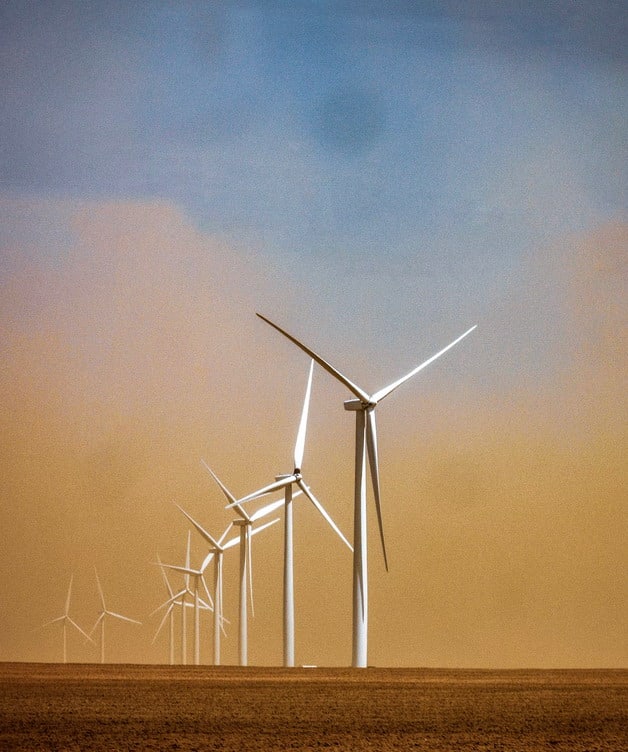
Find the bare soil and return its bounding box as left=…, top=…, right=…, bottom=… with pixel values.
left=0, top=663, right=626, bottom=751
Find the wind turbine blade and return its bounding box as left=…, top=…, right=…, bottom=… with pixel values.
left=88, top=613, right=105, bottom=639
left=153, top=588, right=187, bottom=613
left=152, top=604, right=174, bottom=644
left=250, top=497, right=285, bottom=521
left=294, top=360, right=314, bottom=471
left=200, top=551, right=215, bottom=573
left=68, top=617, right=93, bottom=642
left=247, top=526, right=254, bottom=618
left=201, top=576, right=214, bottom=610
left=366, top=410, right=388, bottom=572
left=94, top=567, right=106, bottom=610
left=65, top=575, right=74, bottom=616
left=159, top=563, right=200, bottom=577
left=42, top=615, right=66, bottom=628
left=175, top=503, right=221, bottom=548
left=250, top=495, right=291, bottom=522
left=221, top=533, right=242, bottom=551
left=156, top=554, right=175, bottom=598
left=108, top=611, right=142, bottom=625
left=231, top=477, right=293, bottom=507
left=217, top=522, right=234, bottom=547
left=200, top=460, right=238, bottom=505
left=296, top=479, right=353, bottom=552
left=256, top=313, right=370, bottom=402
left=209, top=519, right=278, bottom=566
left=249, top=517, right=281, bottom=538
left=370, top=325, right=477, bottom=404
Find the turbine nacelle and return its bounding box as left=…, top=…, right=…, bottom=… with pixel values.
left=343, top=398, right=376, bottom=411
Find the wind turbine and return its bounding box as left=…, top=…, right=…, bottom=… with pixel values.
left=152, top=554, right=177, bottom=664
left=42, top=575, right=93, bottom=663
left=201, top=461, right=282, bottom=666
left=158, top=534, right=213, bottom=666
left=255, top=312, right=476, bottom=667
left=150, top=576, right=205, bottom=665
left=89, top=568, right=141, bottom=664
left=231, top=360, right=352, bottom=667
left=169, top=509, right=278, bottom=666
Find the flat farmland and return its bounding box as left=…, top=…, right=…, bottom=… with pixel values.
left=0, top=663, right=625, bottom=751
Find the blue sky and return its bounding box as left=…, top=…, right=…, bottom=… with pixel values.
left=1, top=2, right=626, bottom=666
left=2, top=1, right=624, bottom=262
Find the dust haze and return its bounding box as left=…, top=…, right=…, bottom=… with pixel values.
left=0, top=199, right=625, bottom=667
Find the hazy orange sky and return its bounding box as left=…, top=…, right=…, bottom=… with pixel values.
left=0, top=198, right=625, bottom=667
left=1, top=3, right=626, bottom=667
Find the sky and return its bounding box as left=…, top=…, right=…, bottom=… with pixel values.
left=0, top=1, right=626, bottom=667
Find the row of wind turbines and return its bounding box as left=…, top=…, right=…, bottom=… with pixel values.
left=43, top=313, right=475, bottom=668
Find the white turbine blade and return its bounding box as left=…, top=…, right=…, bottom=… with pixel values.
left=220, top=532, right=243, bottom=551
left=251, top=490, right=296, bottom=522
left=152, top=604, right=175, bottom=644
left=160, top=563, right=201, bottom=577
left=42, top=615, right=66, bottom=628
left=366, top=410, right=388, bottom=572
left=108, top=611, right=142, bottom=625
left=249, top=497, right=286, bottom=522
left=88, top=613, right=105, bottom=639
left=175, top=503, right=221, bottom=548
left=156, top=554, right=175, bottom=598
left=294, top=360, right=314, bottom=472
left=256, top=313, right=370, bottom=402
left=200, top=551, right=215, bottom=573
left=150, top=589, right=187, bottom=616
left=230, top=477, right=292, bottom=508
left=184, top=531, right=191, bottom=589
left=200, top=460, right=238, bottom=505
left=94, top=567, right=106, bottom=610
left=217, top=522, right=234, bottom=547
left=370, top=325, right=477, bottom=404
left=249, top=517, right=281, bottom=538
left=296, top=479, right=353, bottom=552
left=68, top=617, right=93, bottom=642
left=201, top=575, right=214, bottom=610
left=64, top=575, right=74, bottom=616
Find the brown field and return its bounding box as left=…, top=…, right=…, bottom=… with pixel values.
left=0, top=663, right=626, bottom=751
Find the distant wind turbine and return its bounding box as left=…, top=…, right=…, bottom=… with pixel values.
left=201, top=461, right=282, bottom=666
left=255, top=312, right=476, bottom=667
left=89, top=568, right=141, bottom=664
left=152, top=554, right=178, bottom=664
left=42, top=575, right=93, bottom=663
left=231, top=360, right=352, bottom=667
left=150, top=578, right=205, bottom=665
left=169, top=508, right=278, bottom=666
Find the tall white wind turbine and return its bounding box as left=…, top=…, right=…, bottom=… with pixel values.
left=42, top=575, right=93, bottom=663
left=232, top=360, right=352, bottom=667
left=201, top=461, right=282, bottom=666
left=255, top=313, right=476, bottom=667
left=89, top=568, right=141, bottom=664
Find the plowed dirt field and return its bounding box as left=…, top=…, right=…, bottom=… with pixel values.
left=1, top=663, right=625, bottom=750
